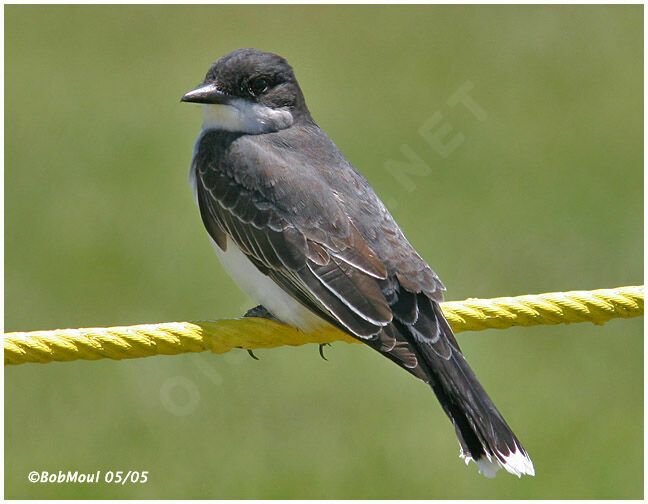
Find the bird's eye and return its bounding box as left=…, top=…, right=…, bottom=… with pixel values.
left=248, top=77, right=269, bottom=96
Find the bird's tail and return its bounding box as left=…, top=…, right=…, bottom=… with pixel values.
left=419, top=338, right=534, bottom=477
left=383, top=297, right=535, bottom=478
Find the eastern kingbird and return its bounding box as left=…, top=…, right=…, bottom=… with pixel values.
left=182, top=48, right=534, bottom=478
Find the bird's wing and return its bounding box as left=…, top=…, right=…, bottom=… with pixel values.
left=195, top=146, right=395, bottom=339
left=300, top=140, right=460, bottom=356
left=311, top=150, right=447, bottom=302
left=194, top=130, right=460, bottom=368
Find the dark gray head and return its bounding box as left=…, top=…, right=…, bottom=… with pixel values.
left=182, top=49, right=310, bottom=134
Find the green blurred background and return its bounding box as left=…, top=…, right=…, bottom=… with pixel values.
left=5, top=5, right=643, bottom=499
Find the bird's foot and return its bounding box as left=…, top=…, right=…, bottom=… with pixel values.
left=242, top=305, right=281, bottom=361
left=243, top=304, right=281, bottom=322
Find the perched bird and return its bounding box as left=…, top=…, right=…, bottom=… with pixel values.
left=182, top=48, right=534, bottom=478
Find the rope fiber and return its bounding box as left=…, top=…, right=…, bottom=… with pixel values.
left=4, top=285, right=643, bottom=366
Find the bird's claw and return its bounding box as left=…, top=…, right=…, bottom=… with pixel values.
left=319, top=343, right=331, bottom=361
left=247, top=349, right=260, bottom=360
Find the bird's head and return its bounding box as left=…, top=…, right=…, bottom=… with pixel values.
left=182, top=48, right=309, bottom=134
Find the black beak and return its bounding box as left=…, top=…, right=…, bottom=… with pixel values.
left=181, top=83, right=235, bottom=104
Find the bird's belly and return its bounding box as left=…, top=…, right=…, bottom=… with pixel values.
left=210, top=237, right=327, bottom=332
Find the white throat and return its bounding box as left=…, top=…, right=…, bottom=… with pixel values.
left=202, top=100, right=294, bottom=134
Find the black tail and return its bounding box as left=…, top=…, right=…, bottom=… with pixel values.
left=370, top=293, right=534, bottom=478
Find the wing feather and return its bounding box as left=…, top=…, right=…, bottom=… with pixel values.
left=307, top=258, right=392, bottom=326
left=196, top=169, right=392, bottom=338
left=194, top=130, right=463, bottom=385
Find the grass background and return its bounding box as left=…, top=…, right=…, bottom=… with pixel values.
left=4, top=5, right=643, bottom=499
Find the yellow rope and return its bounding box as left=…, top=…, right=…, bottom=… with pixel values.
left=4, top=285, right=643, bottom=366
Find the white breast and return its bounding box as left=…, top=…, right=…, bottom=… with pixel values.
left=209, top=236, right=326, bottom=332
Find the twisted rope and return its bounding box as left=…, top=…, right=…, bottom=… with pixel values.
left=4, top=285, right=642, bottom=366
